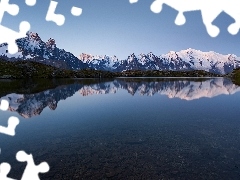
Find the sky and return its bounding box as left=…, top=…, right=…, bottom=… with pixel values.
left=3, top=0, right=240, bottom=59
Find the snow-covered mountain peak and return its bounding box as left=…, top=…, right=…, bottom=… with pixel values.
left=79, top=53, right=94, bottom=63
left=0, top=31, right=85, bottom=69
left=163, top=51, right=179, bottom=60
left=79, top=53, right=119, bottom=64
left=46, top=38, right=56, bottom=48
left=27, top=32, right=42, bottom=42
left=126, top=53, right=137, bottom=63
left=80, top=48, right=240, bottom=74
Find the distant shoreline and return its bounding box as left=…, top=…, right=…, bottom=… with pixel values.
left=0, top=59, right=231, bottom=80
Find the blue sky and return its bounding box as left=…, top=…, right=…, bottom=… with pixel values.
left=3, top=0, right=240, bottom=59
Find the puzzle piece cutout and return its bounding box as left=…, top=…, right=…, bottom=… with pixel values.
left=0, top=163, right=16, bottom=180
left=129, top=0, right=138, bottom=3
left=0, top=100, right=19, bottom=136
left=71, top=6, right=82, bottom=17
left=0, top=0, right=31, bottom=54
left=0, top=151, right=49, bottom=180
left=25, top=0, right=37, bottom=6
left=0, top=116, right=19, bottom=136
left=0, top=0, right=19, bottom=23
left=46, top=0, right=82, bottom=26
left=0, top=100, right=9, bottom=111
left=0, top=0, right=81, bottom=53
left=16, top=151, right=50, bottom=180
left=46, top=0, right=65, bottom=26
left=0, top=21, right=30, bottom=54
left=0, top=163, right=15, bottom=180
left=130, top=0, right=240, bottom=37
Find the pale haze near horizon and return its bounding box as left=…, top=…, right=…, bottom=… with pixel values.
left=2, top=0, right=240, bottom=59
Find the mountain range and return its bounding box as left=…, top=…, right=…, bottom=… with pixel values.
left=0, top=32, right=240, bottom=74
left=79, top=50, right=240, bottom=74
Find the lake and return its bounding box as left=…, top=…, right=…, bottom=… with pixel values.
left=0, top=78, right=240, bottom=179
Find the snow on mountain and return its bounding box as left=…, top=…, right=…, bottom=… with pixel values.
left=79, top=53, right=119, bottom=71
left=0, top=31, right=239, bottom=74
left=79, top=49, right=240, bottom=74
left=160, top=48, right=240, bottom=74
left=0, top=32, right=85, bottom=70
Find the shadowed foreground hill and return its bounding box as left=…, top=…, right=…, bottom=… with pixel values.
left=0, top=60, right=116, bottom=79
left=0, top=59, right=223, bottom=79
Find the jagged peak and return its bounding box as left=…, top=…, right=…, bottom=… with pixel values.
left=26, top=31, right=57, bottom=48
left=46, top=38, right=56, bottom=48
left=79, top=53, right=94, bottom=61
left=47, top=38, right=56, bottom=44
left=78, top=53, right=119, bottom=64
left=26, top=31, right=42, bottom=41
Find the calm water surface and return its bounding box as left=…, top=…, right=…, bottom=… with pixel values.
left=0, top=78, right=240, bottom=179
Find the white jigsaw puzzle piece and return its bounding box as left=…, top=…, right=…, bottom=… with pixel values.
left=0, top=100, right=19, bottom=136
left=131, top=0, right=240, bottom=37
left=71, top=6, right=82, bottom=17
left=25, top=0, right=37, bottom=6
left=46, top=0, right=65, bottom=26
left=0, top=100, right=9, bottom=111
left=222, top=0, right=240, bottom=35
left=0, top=163, right=16, bottom=180
left=0, top=0, right=19, bottom=23
left=129, top=0, right=138, bottom=4
left=0, top=116, right=19, bottom=136
left=16, top=151, right=50, bottom=180
left=0, top=0, right=31, bottom=54
left=150, top=0, right=223, bottom=37
left=0, top=21, right=30, bottom=54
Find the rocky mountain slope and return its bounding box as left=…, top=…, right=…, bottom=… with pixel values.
left=0, top=32, right=85, bottom=70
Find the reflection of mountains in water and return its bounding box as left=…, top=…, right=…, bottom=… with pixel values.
left=1, top=84, right=83, bottom=118
left=1, top=78, right=239, bottom=118
left=79, top=78, right=240, bottom=100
